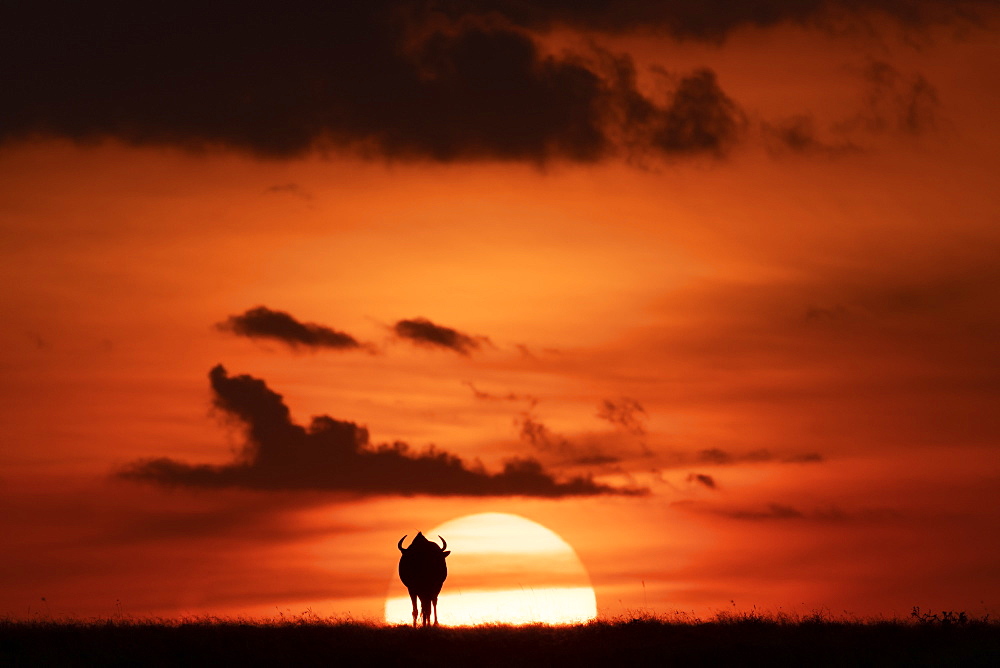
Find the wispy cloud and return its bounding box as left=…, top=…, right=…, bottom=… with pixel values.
left=695, top=448, right=824, bottom=466
left=515, top=412, right=622, bottom=466
left=596, top=398, right=647, bottom=435
left=464, top=381, right=536, bottom=405
left=852, top=60, right=940, bottom=135
left=673, top=500, right=903, bottom=523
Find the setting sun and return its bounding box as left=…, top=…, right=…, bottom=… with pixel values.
left=385, top=513, right=597, bottom=626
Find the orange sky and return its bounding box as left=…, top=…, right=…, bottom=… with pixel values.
left=2, top=1, right=998, bottom=622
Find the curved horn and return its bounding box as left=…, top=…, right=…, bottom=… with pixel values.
left=397, top=535, right=407, bottom=552
left=438, top=535, right=447, bottom=551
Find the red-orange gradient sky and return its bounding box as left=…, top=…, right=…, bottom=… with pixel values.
left=2, top=1, right=999, bottom=621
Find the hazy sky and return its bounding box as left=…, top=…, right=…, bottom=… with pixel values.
left=2, top=0, right=998, bottom=621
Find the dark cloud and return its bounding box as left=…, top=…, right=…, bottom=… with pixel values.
left=687, top=473, right=717, bottom=489
left=596, top=397, right=647, bottom=435
left=2, top=2, right=979, bottom=162
left=384, top=22, right=609, bottom=162
left=393, top=317, right=487, bottom=355
left=0, top=2, right=757, bottom=162
left=217, top=306, right=364, bottom=351
left=118, top=365, right=642, bottom=496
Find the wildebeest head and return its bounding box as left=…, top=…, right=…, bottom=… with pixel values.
left=398, top=531, right=449, bottom=555
left=398, top=531, right=450, bottom=626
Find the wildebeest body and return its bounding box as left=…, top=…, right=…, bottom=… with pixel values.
left=398, top=532, right=450, bottom=626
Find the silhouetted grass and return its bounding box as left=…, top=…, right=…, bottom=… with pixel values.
left=2, top=610, right=998, bottom=667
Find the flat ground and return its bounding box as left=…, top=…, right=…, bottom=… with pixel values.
left=2, top=614, right=998, bottom=667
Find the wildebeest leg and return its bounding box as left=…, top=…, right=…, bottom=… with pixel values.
left=432, top=596, right=439, bottom=626
left=409, top=591, right=418, bottom=627
left=421, top=596, right=431, bottom=626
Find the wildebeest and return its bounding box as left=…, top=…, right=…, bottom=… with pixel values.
left=398, top=532, right=450, bottom=626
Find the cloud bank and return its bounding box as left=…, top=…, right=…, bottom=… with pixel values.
left=6, top=1, right=976, bottom=161
left=119, top=365, right=642, bottom=497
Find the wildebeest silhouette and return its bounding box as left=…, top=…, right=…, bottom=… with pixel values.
left=398, top=532, right=450, bottom=626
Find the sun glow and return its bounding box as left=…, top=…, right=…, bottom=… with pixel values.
left=385, top=513, right=598, bottom=626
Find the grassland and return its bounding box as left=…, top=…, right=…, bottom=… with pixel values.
left=2, top=610, right=998, bottom=667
